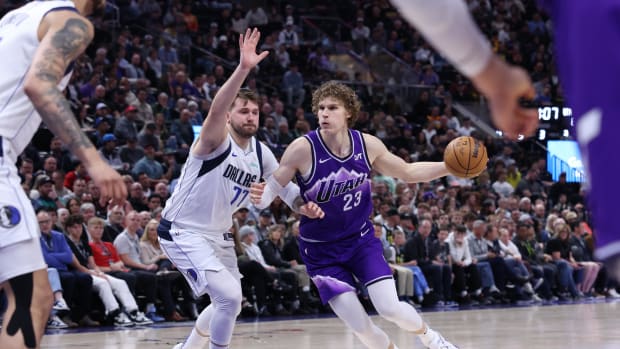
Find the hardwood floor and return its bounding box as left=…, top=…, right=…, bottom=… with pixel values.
left=41, top=300, right=620, bottom=349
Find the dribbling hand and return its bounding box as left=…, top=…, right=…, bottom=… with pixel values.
left=299, top=201, right=325, bottom=219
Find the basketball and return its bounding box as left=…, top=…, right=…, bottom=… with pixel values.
left=444, top=136, right=488, bottom=178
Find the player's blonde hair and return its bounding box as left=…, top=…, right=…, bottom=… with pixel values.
left=230, top=88, right=259, bottom=110
left=312, top=81, right=361, bottom=127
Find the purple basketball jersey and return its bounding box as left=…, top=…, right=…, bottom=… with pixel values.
left=295, top=129, right=373, bottom=242
left=295, top=129, right=392, bottom=303
left=539, top=1, right=620, bottom=260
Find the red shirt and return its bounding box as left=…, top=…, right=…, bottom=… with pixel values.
left=89, top=240, right=121, bottom=267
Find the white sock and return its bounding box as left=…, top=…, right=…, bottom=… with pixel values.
left=183, top=304, right=214, bottom=349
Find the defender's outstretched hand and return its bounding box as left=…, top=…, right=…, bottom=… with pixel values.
left=299, top=202, right=325, bottom=219
left=239, top=28, right=269, bottom=71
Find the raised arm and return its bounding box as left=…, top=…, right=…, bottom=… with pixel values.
left=193, top=28, right=269, bottom=157
left=24, top=11, right=126, bottom=203
left=364, top=134, right=450, bottom=183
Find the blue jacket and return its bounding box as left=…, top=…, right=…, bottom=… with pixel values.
left=40, top=230, right=73, bottom=271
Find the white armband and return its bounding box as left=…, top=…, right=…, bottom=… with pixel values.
left=391, top=0, right=492, bottom=77
left=256, top=176, right=302, bottom=212
left=254, top=175, right=282, bottom=210
left=280, top=181, right=301, bottom=212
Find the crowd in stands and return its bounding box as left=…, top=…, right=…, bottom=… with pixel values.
left=1, top=0, right=618, bottom=329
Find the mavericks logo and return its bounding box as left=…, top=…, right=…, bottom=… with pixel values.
left=0, top=205, right=20, bottom=228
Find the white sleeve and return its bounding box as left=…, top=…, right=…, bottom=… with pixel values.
left=390, top=0, right=492, bottom=77
left=260, top=143, right=280, bottom=179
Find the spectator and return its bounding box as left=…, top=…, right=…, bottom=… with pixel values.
left=278, top=17, right=299, bottom=48
left=114, top=211, right=185, bottom=321
left=115, top=105, right=140, bottom=144
left=32, top=175, right=62, bottom=212
left=65, top=215, right=152, bottom=326
left=546, top=223, right=583, bottom=300
left=282, top=64, right=305, bottom=108
left=37, top=210, right=98, bottom=327
left=98, top=134, right=125, bottom=171
left=88, top=216, right=165, bottom=322
left=170, top=108, right=195, bottom=148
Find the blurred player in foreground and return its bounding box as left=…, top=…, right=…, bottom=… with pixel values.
left=391, top=0, right=620, bottom=280
left=0, top=1, right=126, bottom=348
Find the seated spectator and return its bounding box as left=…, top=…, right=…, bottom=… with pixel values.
left=259, top=224, right=318, bottom=307
left=65, top=215, right=152, bottom=326
left=132, top=144, right=165, bottom=181
left=120, top=137, right=145, bottom=166
left=448, top=225, right=485, bottom=304
left=32, top=175, right=62, bottom=212
left=545, top=223, right=583, bottom=299
left=98, top=134, right=125, bottom=171
left=377, top=225, right=414, bottom=303
left=114, top=211, right=186, bottom=321
left=89, top=216, right=165, bottom=322
left=281, top=64, right=305, bottom=108
left=114, top=106, right=140, bottom=144
left=403, top=219, right=451, bottom=306
left=46, top=267, right=71, bottom=329
left=512, top=221, right=557, bottom=301
left=37, top=210, right=98, bottom=327
left=467, top=221, right=503, bottom=299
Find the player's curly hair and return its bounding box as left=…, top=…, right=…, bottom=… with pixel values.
left=311, top=81, right=362, bottom=127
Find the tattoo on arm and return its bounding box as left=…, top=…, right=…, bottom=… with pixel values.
left=29, top=18, right=94, bottom=151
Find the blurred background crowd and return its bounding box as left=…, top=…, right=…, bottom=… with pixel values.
left=1, top=0, right=612, bottom=329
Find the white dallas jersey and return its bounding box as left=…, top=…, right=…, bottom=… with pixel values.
left=0, top=1, right=76, bottom=162
left=162, top=135, right=278, bottom=234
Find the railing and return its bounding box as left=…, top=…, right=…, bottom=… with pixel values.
left=548, top=153, right=585, bottom=183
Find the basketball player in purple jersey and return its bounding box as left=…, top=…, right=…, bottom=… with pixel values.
left=391, top=0, right=620, bottom=280
left=251, top=81, right=457, bottom=349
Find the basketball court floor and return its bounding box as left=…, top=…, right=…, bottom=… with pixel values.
left=41, top=300, right=620, bottom=349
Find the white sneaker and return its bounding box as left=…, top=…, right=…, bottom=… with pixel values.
left=608, top=288, right=620, bottom=299
left=523, top=282, right=534, bottom=295
left=129, top=310, right=154, bottom=325
left=52, top=299, right=70, bottom=312
left=113, top=312, right=135, bottom=327
left=47, top=315, right=69, bottom=329
left=420, top=328, right=459, bottom=349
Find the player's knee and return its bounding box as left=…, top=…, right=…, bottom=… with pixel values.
left=375, top=299, right=401, bottom=321
left=217, top=288, right=243, bottom=316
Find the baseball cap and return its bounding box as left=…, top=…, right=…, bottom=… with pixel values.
left=124, top=105, right=137, bottom=113
left=102, top=133, right=117, bottom=143
left=35, top=174, right=54, bottom=187
left=239, top=225, right=255, bottom=238
left=96, top=103, right=108, bottom=110
left=260, top=209, right=272, bottom=217
left=94, top=117, right=109, bottom=128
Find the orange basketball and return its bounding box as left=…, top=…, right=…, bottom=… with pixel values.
left=443, top=136, right=488, bottom=178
